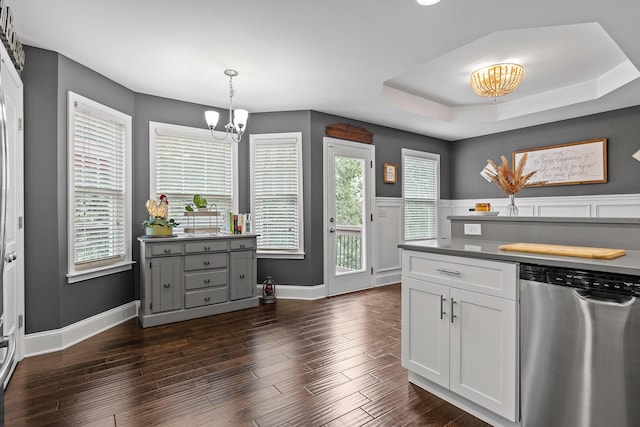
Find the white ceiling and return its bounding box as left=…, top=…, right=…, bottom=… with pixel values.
left=11, top=0, right=640, bottom=141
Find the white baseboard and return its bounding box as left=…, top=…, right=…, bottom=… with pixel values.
left=24, top=301, right=139, bottom=357
left=254, top=283, right=327, bottom=300
left=375, top=269, right=401, bottom=286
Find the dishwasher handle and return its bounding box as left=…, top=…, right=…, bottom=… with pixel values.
left=574, top=289, right=635, bottom=306
left=0, top=334, right=15, bottom=387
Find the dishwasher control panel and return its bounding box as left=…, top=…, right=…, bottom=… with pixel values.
left=520, top=264, right=640, bottom=297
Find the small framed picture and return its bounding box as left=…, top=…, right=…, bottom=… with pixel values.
left=383, top=162, right=397, bottom=184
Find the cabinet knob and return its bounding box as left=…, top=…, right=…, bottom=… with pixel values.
left=204, top=296, right=211, bottom=302
left=204, top=279, right=210, bottom=284
left=204, top=261, right=210, bottom=266
left=164, top=249, right=171, bottom=254
left=163, top=283, right=171, bottom=288
left=204, top=246, right=210, bottom=251
left=240, top=244, right=245, bottom=248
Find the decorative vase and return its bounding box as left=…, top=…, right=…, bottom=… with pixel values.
left=505, top=194, right=519, bottom=216
left=145, top=225, right=173, bottom=237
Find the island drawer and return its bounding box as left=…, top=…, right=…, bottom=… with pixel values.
left=184, top=253, right=227, bottom=271
left=185, top=241, right=229, bottom=253
left=184, top=270, right=228, bottom=290
left=402, top=251, right=517, bottom=299
left=184, top=287, right=228, bottom=308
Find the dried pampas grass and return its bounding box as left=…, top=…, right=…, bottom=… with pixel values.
left=482, top=153, right=545, bottom=195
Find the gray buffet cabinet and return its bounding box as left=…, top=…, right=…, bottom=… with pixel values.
left=138, top=234, right=259, bottom=328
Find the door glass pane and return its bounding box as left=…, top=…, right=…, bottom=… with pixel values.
left=334, top=155, right=364, bottom=275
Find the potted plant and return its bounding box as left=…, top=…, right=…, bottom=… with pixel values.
left=185, top=194, right=208, bottom=212
left=143, top=194, right=179, bottom=236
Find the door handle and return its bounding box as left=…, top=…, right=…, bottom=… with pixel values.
left=329, top=227, right=335, bottom=233
left=0, top=334, right=15, bottom=385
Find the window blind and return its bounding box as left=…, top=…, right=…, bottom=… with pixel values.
left=72, top=102, right=127, bottom=269
left=403, top=153, right=439, bottom=240
left=153, top=129, right=234, bottom=231
left=251, top=136, right=302, bottom=252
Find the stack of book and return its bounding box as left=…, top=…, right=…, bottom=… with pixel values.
left=230, top=213, right=251, bottom=234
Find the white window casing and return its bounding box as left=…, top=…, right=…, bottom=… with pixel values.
left=402, top=148, right=440, bottom=241
left=250, top=132, right=304, bottom=258
left=67, top=92, right=133, bottom=283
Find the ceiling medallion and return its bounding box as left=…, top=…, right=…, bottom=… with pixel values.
left=470, top=63, right=525, bottom=99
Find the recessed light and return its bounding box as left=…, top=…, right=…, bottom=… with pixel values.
left=417, top=0, right=442, bottom=5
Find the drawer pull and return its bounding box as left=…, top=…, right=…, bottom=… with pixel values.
left=204, top=246, right=210, bottom=251
left=240, top=244, right=245, bottom=248
left=240, top=274, right=245, bottom=279
left=204, top=279, right=210, bottom=284
left=204, top=261, right=210, bottom=266
left=204, top=296, right=211, bottom=302
left=440, top=295, right=446, bottom=320
left=164, top=249, right=171, bottom=254
left=437, top=268, right=461, bottom=275
left=163, top=283, right=171, bottom=288
left=451, top=298, right=457, bottom=324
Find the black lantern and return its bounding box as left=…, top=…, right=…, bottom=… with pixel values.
left=262, top=276, right=276, bottom=304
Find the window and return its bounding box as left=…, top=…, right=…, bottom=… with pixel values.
left=149, top=122, right=238, bottom=233
left=402, top=149, right=440, bottom=241
left=67, top=92, right=133, bottom=283
left=250, top=132, right=304, bottom=258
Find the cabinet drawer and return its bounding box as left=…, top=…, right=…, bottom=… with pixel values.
left=184, top=287, right=228, bottom=308
left=230, top=239, right=255, bottom=250
left=184, top=270, right=228, bottom=290
left=150, top=243, right=183, bottom=256
left=402, top=251, right=517, bottom=299
left=184, top=253, right=227, bottom=271
left=185, top=241, right=228, bottom=253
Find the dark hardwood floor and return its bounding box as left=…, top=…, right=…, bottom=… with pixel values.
left=5, top=284, right=489, bottom=426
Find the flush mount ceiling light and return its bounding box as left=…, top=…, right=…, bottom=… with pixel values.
left=205, top=69, right=249, bottom=143
left=416, top=0, right=442, bottom=5
left=470, top=63, right=525, bottom=99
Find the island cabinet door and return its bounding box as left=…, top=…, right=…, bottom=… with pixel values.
left=449, top=287, right=517, bottom=422
left=401, top=277, right=450, bottom=389
left=151, top=257, right=182, bottom=313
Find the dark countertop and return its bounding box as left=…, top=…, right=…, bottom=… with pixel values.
left=399, top=238, right=640, bottom=276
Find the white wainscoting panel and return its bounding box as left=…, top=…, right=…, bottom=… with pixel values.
left=376, top=197, right=402, bottom=286
left=440, top=193, right=640, bottom=238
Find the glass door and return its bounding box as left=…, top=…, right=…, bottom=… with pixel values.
left=324, top=138, right=374, bottom=296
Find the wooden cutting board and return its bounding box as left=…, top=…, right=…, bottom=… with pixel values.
left=498, top=243, right=626, bottom=260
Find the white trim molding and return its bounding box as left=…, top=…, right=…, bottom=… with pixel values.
left=24, top=301, right=139, bottom=357
left=255, top=284, right=326, bottom=300
left=440, top=193, right=640, bottom=238
left=375, top=197, right=402, bottom=286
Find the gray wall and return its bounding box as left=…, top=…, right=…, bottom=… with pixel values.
left=24, top=47, right=136, bottom=333
left=452, top=106, right=640, bottom=199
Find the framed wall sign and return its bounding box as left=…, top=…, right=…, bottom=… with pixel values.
left=384, top=162, right=397, bottom=184
left=513, top=138, right=607, bottom=187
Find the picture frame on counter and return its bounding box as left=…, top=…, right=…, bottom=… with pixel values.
left=513, top=138, right=607, bottom=187
left=383, top=162, right=397, bottom=184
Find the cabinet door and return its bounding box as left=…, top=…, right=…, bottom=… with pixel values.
left=151, top=257, right=182, bottom=313
left=230, top=251, right=255, bottom=300
left=449, top=288, right=517, bottom=421
left=401, top=277, right=450, bottom=388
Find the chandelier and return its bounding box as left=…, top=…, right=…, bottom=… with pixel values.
left=470, top=63, right=525, bottom=99
left=205, top=69, right=249, bottom=143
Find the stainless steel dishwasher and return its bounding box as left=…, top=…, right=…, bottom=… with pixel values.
left=520, top=264, right=640, bottom=427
